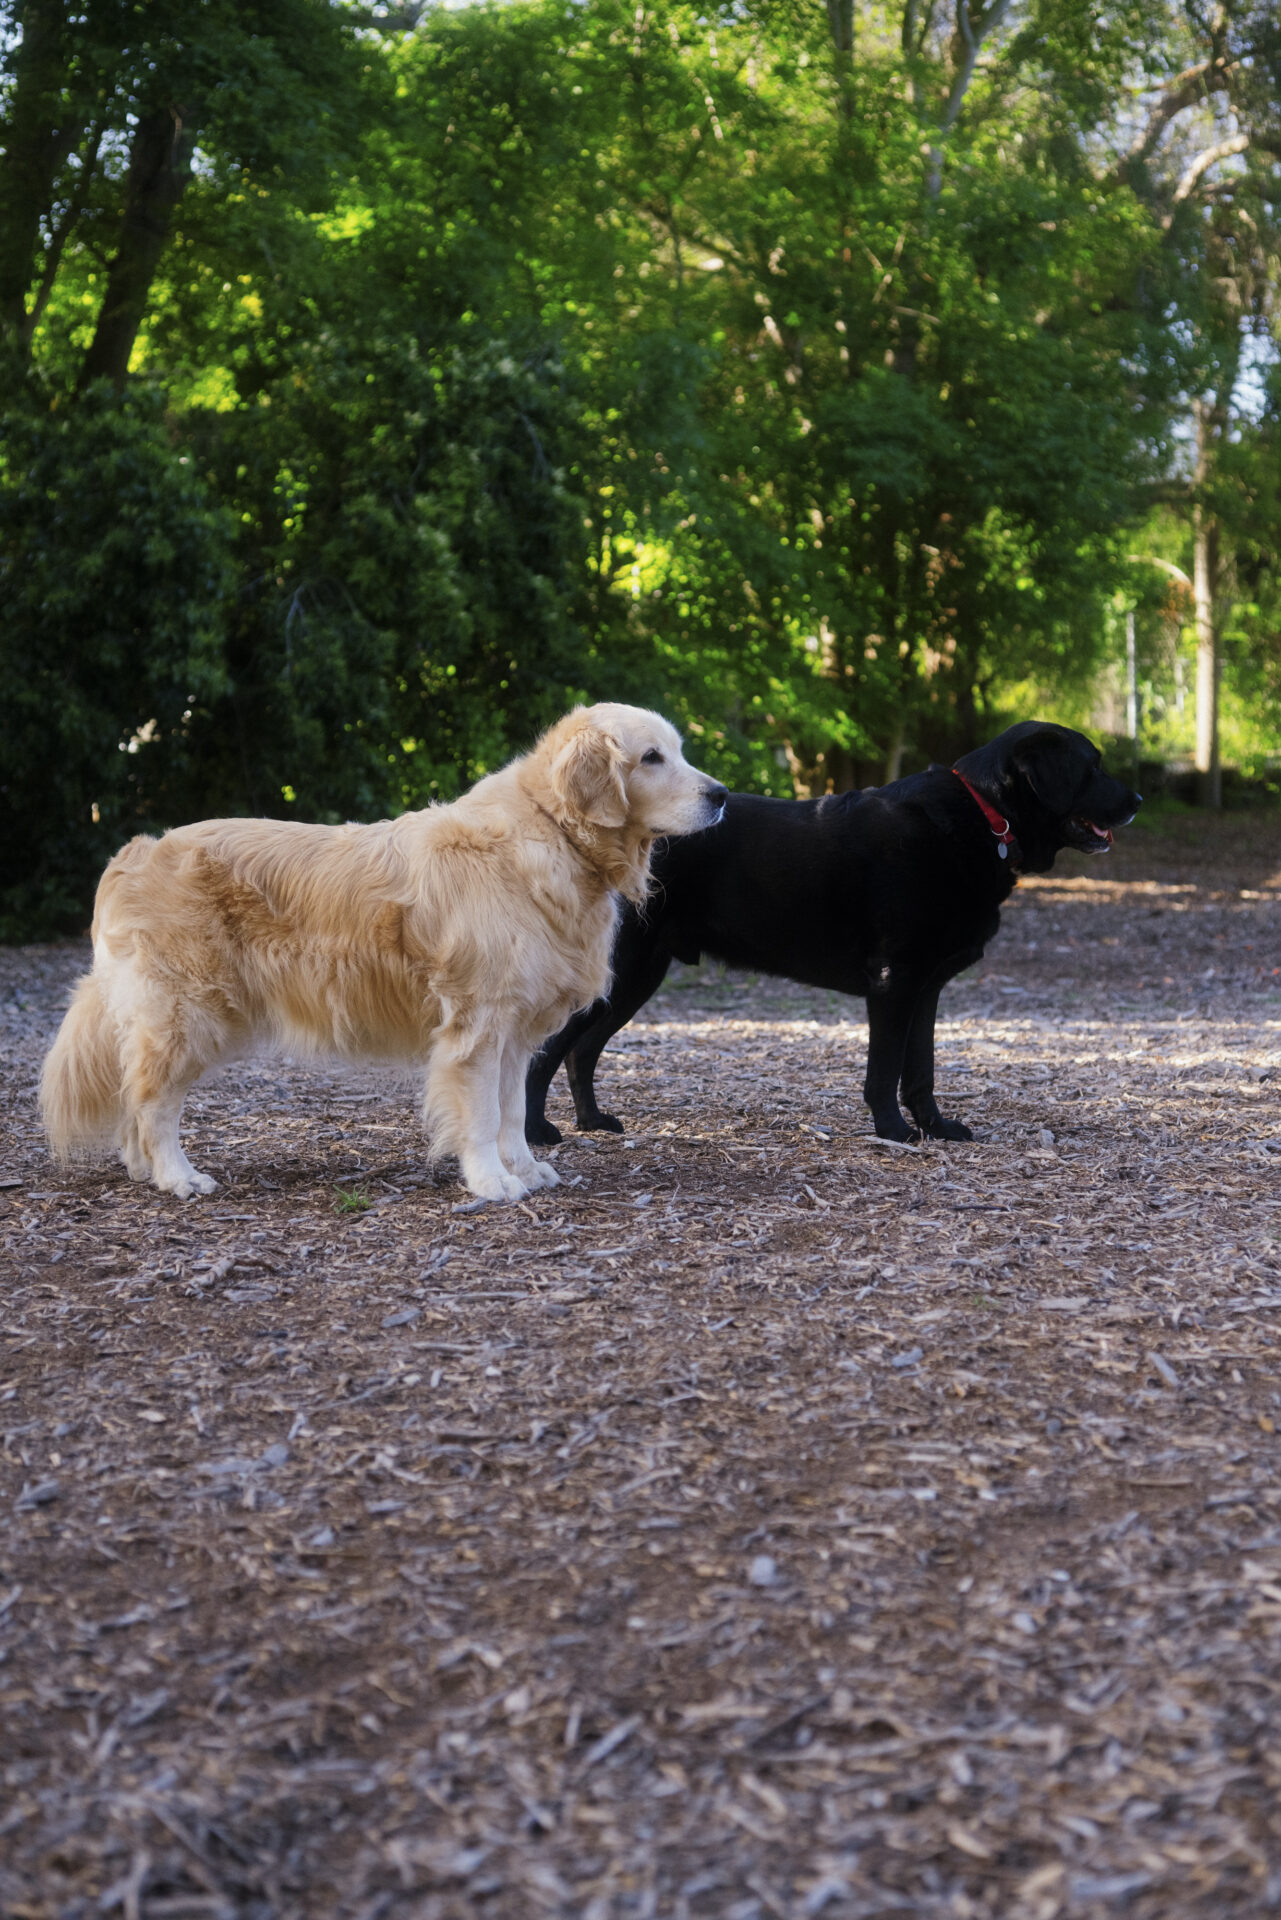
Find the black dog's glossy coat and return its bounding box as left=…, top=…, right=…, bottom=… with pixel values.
left=525, top=722, right=1141, bottom=1146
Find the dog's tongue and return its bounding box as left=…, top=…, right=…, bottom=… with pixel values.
left=1088, top=821, right=1113, bottom=847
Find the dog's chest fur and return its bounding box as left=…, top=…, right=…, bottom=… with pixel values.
left=521, top=856, right=619, bottom=1017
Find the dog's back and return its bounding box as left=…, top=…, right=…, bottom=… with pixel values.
left=91, top=815, right=448, bottom=1062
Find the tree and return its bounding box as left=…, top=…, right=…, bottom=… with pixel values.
left=3, top=0, right=1279, bottom=940
left=0, top=0, right=601, bottom=928
left=462, top=0, right=1179, bottom=779
left=0, top=0, right=363, bottom=391
left=1102, top=0, right=1281, bottom=804
left=0, top=387, right=233, bottom=935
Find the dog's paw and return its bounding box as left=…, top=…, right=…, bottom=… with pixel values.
left=872, top=1116, right=919, bottom=1144
left=925, top=1117, right=973, bottom=1143
left=526, top=1118, right=563, bottom=1146
left=151, top=1159, right=217, bottom=1199
left=525, top=1160, right=560, bottom=1191
left=467, top=1171, right=528, bottom=1204
left=156, top=1175, right=196, bottom=1200
left=580, top=1111, right=625, bottom=1135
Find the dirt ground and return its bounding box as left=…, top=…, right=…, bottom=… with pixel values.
left=2, top=808, right=1280, bottom=1920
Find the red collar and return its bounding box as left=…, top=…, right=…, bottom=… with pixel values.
left=952, top=768, right=1017, bottom=861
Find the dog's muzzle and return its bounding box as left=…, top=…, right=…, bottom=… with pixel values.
left=704, top=783, right=729, bottom=824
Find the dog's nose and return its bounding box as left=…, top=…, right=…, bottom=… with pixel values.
left=705, top=783, right=729, bottom=808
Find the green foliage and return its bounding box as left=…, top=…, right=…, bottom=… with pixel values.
left=493, top=0, right=1178, bottom=777
left=1210, top=380, right=1281, bottom=759
left=0, top=385, right=233, bottom=937
left=1, top=0, right=1278, bottom=938
left=185, top=328, right=593, bottom=818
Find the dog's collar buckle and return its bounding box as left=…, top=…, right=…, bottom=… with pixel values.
left=952, top=768, right=1017, bottom=858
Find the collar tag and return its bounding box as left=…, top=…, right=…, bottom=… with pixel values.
left=952, top=767, right=1017, bottom=860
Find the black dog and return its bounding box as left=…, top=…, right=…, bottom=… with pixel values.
left=526, top=721, right=1140, bottom=1146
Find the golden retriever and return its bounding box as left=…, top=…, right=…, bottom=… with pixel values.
left=40, top=704, right=726, bottom=1203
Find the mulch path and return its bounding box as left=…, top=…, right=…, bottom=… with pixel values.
left=1, top=807, right=1279, bottom=1920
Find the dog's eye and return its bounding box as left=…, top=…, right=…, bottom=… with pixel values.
left=642, top=749, right=665, bottom=765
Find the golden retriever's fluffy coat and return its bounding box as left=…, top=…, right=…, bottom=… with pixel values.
left=41, top=704, right=724, bottom=1202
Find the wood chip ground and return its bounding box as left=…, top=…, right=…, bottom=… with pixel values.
left=1, top=811, right=1279, bottom=1919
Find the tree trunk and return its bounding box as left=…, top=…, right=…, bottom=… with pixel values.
left=22, top=119, right=105, bottom=348
left=1193, top=502, right=1220, bottom=809
left=1192, top=400, right=1221, bottom=810
left=0, top=0, right=78, bottom=359
left=883, top=716, right=906, bottom=783
left=825, top=0, right=853, bottom=55
left=77, top=102, right=198, bottom=391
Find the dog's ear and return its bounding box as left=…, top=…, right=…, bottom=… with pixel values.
left=1012, top=729, right=1086, bottom=816
left=550, top=722, right=629, bottom=829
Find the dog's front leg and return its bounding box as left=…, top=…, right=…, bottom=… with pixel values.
left=562, top=943, right=673, bottom=1137
left=499, top=1039, right=560, bottom=1191
left=525, top=1005, right=599, bottom=1146
left=425, top=1027, right=528, bottom=1203
left=862, top=970, right=919, bottom=1142
left=899, top=985, right=972, bottom=1142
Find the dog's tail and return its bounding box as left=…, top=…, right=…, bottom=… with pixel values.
left=40, top=970, right=123, bottom=1161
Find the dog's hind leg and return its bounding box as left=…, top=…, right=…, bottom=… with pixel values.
left=425, top=1023, right=528, bottom=1204
left=899, top=984, right=972, bottom=1142
left=117, top=1014, right=218, bottom=1199
left=118, top=1111, right=150, bottom=1182
left=135, top=1080, right=215, bottom=1198
left=498, top=1039, right=559, bottom=1191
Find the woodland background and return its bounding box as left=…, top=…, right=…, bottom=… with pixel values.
left=1, top=0, right=1279, bottom=938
